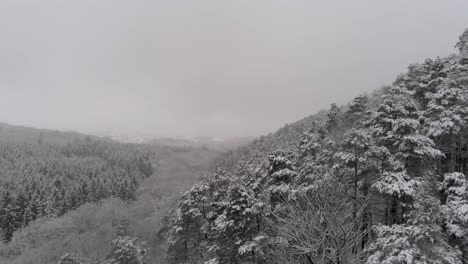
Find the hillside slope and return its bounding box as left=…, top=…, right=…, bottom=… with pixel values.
left=0, top=143, right=223, bottom=264
left=0, top=124, right=226, bottom=264
left=0, top=123, right=155, bottom=241
left=0, top=123, right=104, bottom=145
left=213, top=87, right=386, bottom=173
left=166, top=29, right=468, bottom=264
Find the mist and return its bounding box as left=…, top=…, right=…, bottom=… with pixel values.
left=1, top=0, right=468, bottom=139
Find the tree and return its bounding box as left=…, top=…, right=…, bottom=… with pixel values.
left=346, top=94, right=369, bottom=125
left=57, top=253, right=87, bottom=264
left=333, top=128, right=382, bottom=217
left=268, top=183, right=369, bottom=264
left=266, top=151, right=297, bottom=207
left=296, top=129, right=335, bottom=187
left=208, top=182, right=266, bottom=264
left=456, top=28, right=468, bottom=64
left=424, top=81, right=467, bottom=138
left=0, top=191, right=19, bottom=242
left=326, top=103, right=343, bottom=139
left=107, top=236, right=148, bottom=264
left=167, top=171, right=229, bottom=264
left=440, top=172, right=468, bottom=260
left=394, top=58, right=449, bottom=109
left=366, top=92, right=443, bottom=224
left=367, top=183, right=463, bottom=264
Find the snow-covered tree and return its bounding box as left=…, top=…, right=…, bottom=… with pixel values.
left=334, top=128, right=383, bottom=216
left=456, top=28, right=468, bottom=64
left=208, top=182, right=266, bottom=264
left=424, top=82, right=467, bottom=138
left=57, top=253, right=87, bottom=264
left=0, top=191, right=19, bottom=242
left=367, top=183, right=463, bottom=264
left=296, top=129, right=335, bottom=186
left=268, top=183, right=369, bottom=264
left=394, top=58, right=449, bottom=109
left=265, top=151, right=297, bottom=207
left=346, top=94, right=369, bottom=125
left=166, top=179, right=212, bottom=263
left=326, top=103, right=343, bottom=138
left=440, top=172, right=468, bottom=259
left=107, top=236, right=148, bottom=264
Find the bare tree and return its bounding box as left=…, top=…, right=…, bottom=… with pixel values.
left=266, top=186, right=370, bottom=264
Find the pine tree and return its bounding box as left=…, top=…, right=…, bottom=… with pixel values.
left=296, top=129, right=335, bottom=186
left=424, top=80, right=467, bottom=138
left=0, top=191, right=18, bottom=242
left=440, top=172, right=468, bottom=260
left=333, top=128, right=381, bottom=215
left=209, top=182, right=265, bottom=264
left=367, top=182, right=463, bottom=264
left=57, top=253, right=86, bottom=264
left=13, top=193, right=28, bottom=228
left=346, top=94, right=369, bottom=125
left=166, top=174, right=216, bottom=264
left=456, top=28, right=468, bottom=64
left=107, top=236, right=148, bottom=264
left=327, top=102, right=341, bottom=126
left=266, top=151, right=297, bottom=207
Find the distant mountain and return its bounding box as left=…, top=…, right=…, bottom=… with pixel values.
left=0, top=122, right=105, bottom=145
left=146, top=136, right=252, bottom=151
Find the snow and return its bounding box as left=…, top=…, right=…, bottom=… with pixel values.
left=372, top=171, right=418, bottom=197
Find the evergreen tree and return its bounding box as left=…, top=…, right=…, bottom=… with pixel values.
left=296, top=128, right=335, bottom=186
left=325, top=103, right=341, bottom=132
left=346, top=93, right=369, bottom=125
left=367, top=183, right=463, bottom=264
left=440, top=172, right=468, bottom=260
left=333, top=128, right=381, bottom=216
left=266, top=151, right=297, bottom=207
left=456, top=28, right=468, bottom=64
left=57, top=253, right=86, bottom=264
left=107, top=236, right=148, bottom=264
left=0, top=191, right=19, bottom=242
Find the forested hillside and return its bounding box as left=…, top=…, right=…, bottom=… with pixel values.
left=0, top=125, right=226, bottom=264
left=0, top=134, right=154, bottom=243
left=0, top=123, right=102, bottom=144
left=166, top=30, right=468, bottom=264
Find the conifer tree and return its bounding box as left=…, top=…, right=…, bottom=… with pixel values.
left=346, top=94, right=369, bottom=125
left=456, top=28, right=468, bottom=64
left=326, top=103, right=341, bottom=129
left=440, top=172, right=468, bottom=260
left=266, top=151, right=297, bottom=207
left=107, top=236, right=148, bottom=264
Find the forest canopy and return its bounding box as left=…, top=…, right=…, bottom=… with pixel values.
left=0, top=137, right=153, bottom=243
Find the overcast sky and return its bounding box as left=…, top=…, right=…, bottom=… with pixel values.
left=1, top=0, right=468, bottom=139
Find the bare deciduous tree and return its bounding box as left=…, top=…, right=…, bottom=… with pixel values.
left=266, top=187, right=370, bottom=264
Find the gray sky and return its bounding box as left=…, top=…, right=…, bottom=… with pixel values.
left=1, top=0, right=468, bottom=139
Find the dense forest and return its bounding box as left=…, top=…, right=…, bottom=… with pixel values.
left=0, top=135, right=154, bottom=242
left=0, top=125, right=225, bottom=264
left=165, top=29, right=468, bottom=264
